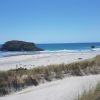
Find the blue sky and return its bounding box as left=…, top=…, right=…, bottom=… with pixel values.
left=0, top=0, right=100, bottom=43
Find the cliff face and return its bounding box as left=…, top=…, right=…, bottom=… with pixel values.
left=0, top=40, right=43, bottom=51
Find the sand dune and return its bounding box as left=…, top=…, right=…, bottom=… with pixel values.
left=1, top=75, right=100, bottom=100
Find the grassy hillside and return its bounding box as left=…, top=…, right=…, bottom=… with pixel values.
left=0, top=55, right=100, bottom=96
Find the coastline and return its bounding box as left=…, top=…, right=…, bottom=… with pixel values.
left=0, top=50, right=100, bottom=100
left=0, top=51, right=100, bottom=71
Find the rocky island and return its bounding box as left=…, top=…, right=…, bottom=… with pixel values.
left=0, top=40, right=43, bottom=51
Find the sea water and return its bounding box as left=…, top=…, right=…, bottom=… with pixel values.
left=37, top=42, right=100, bottom=52
left=0, top=42, right=100, bottom=57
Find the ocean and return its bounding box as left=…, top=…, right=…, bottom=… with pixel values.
left=0, top=42, right=100, bottom=57
left=37, top=42, right=100, bottom=52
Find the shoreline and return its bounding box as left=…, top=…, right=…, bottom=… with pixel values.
left=0, top=51, right=100, bottom=71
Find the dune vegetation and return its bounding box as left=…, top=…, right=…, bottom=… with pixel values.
left=0, top=55, right=100, bottom=96
left=75, top=83, right=100, bottom=100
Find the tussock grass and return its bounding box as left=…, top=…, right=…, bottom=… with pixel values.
left=0, top=55, right=100, bottom=96
left=75, top=83, right=100, bottom=100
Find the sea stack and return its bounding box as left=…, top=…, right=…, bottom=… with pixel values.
left=0, top=40, right=43, bottom=51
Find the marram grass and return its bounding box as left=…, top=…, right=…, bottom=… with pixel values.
left=0, top=55, right=100, bottom=96
left=75, top=83, right=100, bottom=100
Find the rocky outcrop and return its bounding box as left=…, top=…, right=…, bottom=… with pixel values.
left=0, top=40, right=43, bottom=51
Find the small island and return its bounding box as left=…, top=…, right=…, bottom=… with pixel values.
left=0, top=40, right=43, bottom=51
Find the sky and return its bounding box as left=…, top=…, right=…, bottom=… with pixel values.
left=0, top=0, right=100, bottom=44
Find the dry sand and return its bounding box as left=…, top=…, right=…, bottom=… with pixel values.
left=0, top=75, right=100, bottom=100
left=0, top=52, right=100, bottom=71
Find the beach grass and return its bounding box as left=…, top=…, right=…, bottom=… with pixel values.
left=75, top=83, right=100, bottom=100
left=0, top=55, right=100, bottom=96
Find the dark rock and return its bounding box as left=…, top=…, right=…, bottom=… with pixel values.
left=91, top=45, right=95, bottom=49
left=0, top=40, right=43, bottom=51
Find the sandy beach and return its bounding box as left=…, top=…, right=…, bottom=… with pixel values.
left=1, top=0, right=100, bottom=99
left=0, top=51, right=100, bottom=71
left=1, top=75, right=100, bottom=100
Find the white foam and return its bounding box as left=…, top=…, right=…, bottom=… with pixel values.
left=93, top=48, right=100, bottom=51
left=40, top=49, right=93, bottom=53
